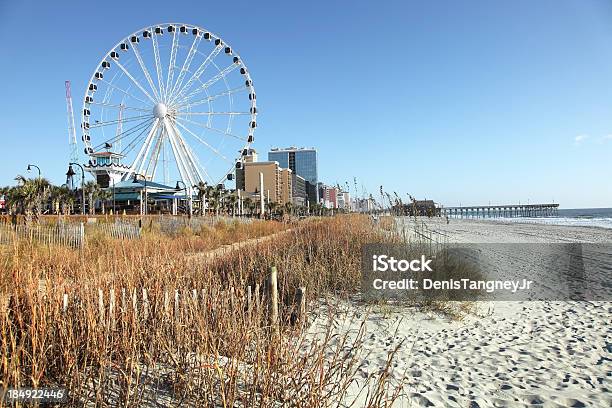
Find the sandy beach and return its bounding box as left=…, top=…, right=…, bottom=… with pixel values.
left=310, top=218, right=611, bottom=407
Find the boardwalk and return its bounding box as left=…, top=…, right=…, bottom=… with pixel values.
left=442, top=203, right=559, bottom=219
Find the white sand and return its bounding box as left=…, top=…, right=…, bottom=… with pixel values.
left=308, top=218, right=611, bottom=407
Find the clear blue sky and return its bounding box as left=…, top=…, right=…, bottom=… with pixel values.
left=1, top=0, right=611, bottom=208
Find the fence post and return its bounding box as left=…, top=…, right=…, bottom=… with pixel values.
left=109, top=289, right=116, bottom=330
left=164, top=290, right=169, bottom=318
left=132, top=288, right=138, bottom=319
left=63, top=293, right=68, bottom=313
left=79, top=222, right=85, bottom=248
left=267, top=266, right=279, bottom=335
left=247, top=286, right=252, bottom=315
left=174, top=290, right=180, bottom=321
left=254, top=283, right=260, bottom=309
left=121, top=288, right=127, bottom=315
left=191, top=289, right=198, bottom=311
left=296, top=286, right=307, bottom=327
left=142, top=288, right=149, bottom=320
left=98, top=289, right=105, bottom=326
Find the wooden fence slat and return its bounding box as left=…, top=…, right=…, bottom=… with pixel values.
left=121, top=288, right=127, bottom=315
left=297, top=286, right=307, bottom=327
left=132, top=288, right=138, bottom=318
left=268, top=266, right=279, bottom=335
left=109, top=289, right=116, bottom=330
left=174, top=290, right=179, bottom=320
left=191, top=289, right=198, bottom=311
left=142, top=288, right=149, bottom=320
left=98, top=289, right=105, bottom=326
left=164, top=290, right=169, bottom=317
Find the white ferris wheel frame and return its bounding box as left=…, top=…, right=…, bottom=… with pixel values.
left=81, top=22, right=257, bottom=190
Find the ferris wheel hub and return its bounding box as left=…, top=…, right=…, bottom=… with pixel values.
left=153, top=103, right=168, bottom=119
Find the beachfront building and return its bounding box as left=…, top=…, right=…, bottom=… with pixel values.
left=268, top=147, right=319, bottom=204
left=107, top=179, right=187, bottom=214
left=337, top=191, right=351, bottom=211
left=352, top=197, right=376, bottom=213
left=291, top=174, right=307, bottom=206
left=396, top=200, right=441, bottom=216
left=236, top=160, right=293, bottom=205
left=318, top=184, right=339, bottom=209
left=85, top=151, right=131, bottom=188
left=279, top=168, right=293, bottom=205
left=305, top=181, right=317, bottom=205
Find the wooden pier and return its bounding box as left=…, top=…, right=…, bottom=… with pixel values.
left=442, top=203, right=559, bottom=219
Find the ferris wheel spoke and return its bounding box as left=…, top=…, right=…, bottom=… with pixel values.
left=175, top=85, right=250, bottom=110
left=113, top=60, right=158, bottom=104
left=165, top=29, right=180, bottom=99
left=138, top=124, right=163, bottom=176
left=174, top=119, right=231, bottom=163
left=169, top=44, right=223, bottom=105
left=131, top=42, right=162, bottom=101
left=147, top=127, right=167, bottom=180
left=165, top=121, right=199, bottom=187
left=176, top=116, right=247, bottom=142
left=99, top=79, right=151, bottom=106
left=92, top=118, right=154, bottom=150
left=151, top=32, right=166, bottom=101
left=177, top=111, right=250, bottom=116
left=90, top=114, right=154, bottom=129
left=172, top=124, right=208, bottom=184
left=174, top=62, right=240, bottom=105
left=129, top=118, right=160, bottom=176
left=168, top=33, right=203, bottom=101
left=89, top=101, right=150, bottom=113
left=119, top=121, right=155, bottom=157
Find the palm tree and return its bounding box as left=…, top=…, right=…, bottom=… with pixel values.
left=98, top=189, right=112, bottom=214
left=12, top=175, right=50, bottom=223
left=194, top=181, right=208, bottom=215
left=208, top=185, right=222, bottom=215
left=243, top=197, right=254, bottom=216
left=49, top=185, right=63, bottom=215
left=225, top=193, right=238, bottom=216
left=48, top=185, right=75, bottom=215
left=266, top=201, right=279, bottom=216
left=83, top=181, right=101, bottom=215
left=283, top=201, right=293, bottom=217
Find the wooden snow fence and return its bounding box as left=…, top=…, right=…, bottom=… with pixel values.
left=17, top=266, right=308, bottom=335
left=0, top=221, right=140, bottom=248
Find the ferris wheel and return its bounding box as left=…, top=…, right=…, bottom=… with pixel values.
left=81, top=23, right=257, bottom=190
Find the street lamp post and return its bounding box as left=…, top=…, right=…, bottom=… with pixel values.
left=27, top=164, right=43, bottom=214
left=175, top=181, right=192, bottom=218
left=175, top=181, right=186, bottom=216
left=27, top=164, right=41, bottom=179
left=68, top=163, right=85, bottom=215
left=133, top=173, right=147, bottom=216
left=111, top=178, right=116, bottom=215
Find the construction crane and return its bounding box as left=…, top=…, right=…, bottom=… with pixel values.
left=65, top=80, right=80, bottom=189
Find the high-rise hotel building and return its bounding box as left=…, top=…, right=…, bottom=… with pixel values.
left=268, top=147, right=319, bottom=204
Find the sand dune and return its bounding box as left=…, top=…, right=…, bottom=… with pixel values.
left=310, top=218, right=611, bottom=407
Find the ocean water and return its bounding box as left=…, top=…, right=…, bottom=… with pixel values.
left=493, top=208, right=612, bottom=229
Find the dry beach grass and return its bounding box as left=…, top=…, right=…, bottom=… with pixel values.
left=0, top=215, right=409, bottom=407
